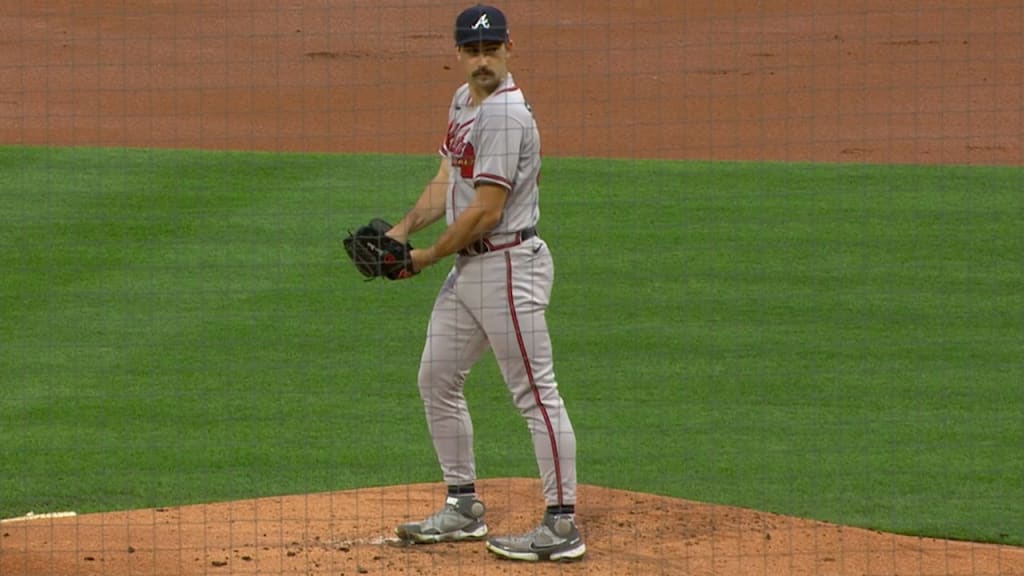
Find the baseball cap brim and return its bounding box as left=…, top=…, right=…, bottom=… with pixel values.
left=455, top=30, right=508, bottom=46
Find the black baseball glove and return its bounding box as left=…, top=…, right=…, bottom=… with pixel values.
left=343, top=218, right=417, bottom=280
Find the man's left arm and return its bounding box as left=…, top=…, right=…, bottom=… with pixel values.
left=411, top=183, right=507, bottom=271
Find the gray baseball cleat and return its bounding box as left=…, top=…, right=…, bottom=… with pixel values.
left=485, top=512, right=586, bottom=562
left=395, top=496, right=488, bottom=543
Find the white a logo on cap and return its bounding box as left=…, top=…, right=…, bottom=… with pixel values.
left=472, top=14, right=491, bottom=30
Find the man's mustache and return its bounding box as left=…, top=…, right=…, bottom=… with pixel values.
left=473, top=68, right=493, bottom=77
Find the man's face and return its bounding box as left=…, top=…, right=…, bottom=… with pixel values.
left=458, top=41, right=510, bottom=95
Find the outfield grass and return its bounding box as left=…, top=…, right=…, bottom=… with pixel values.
left=1, top=146, right=1021, bottom=545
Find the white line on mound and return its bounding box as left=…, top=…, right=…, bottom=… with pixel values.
left=1, top=511, right=78, bottom=523
left=347, top=535, right=404, bottom=546
left=321, top=535, right=407, bottom=548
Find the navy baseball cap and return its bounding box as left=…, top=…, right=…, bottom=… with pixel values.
left=454, top=4, right=509, bottom=46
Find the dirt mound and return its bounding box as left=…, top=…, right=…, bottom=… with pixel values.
left=2, top=478, right=1021, bottom=575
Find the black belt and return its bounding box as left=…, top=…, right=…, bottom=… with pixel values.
left=459, top=227, right=538, bottom=257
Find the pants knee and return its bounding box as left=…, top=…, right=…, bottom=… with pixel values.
left=417, top=363, right=469, bottom=407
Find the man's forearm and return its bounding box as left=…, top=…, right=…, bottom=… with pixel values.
left=413, top=183, right=507, bottom=270
left=389, top=175, right=448, bottom=242
left=428, top=204, right=500, bottom=261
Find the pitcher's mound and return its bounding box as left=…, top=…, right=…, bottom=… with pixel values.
left=2, top=478, right=1020, bottom=575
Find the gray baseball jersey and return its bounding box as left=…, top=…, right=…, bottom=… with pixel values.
left=441, top=74, right=541, bottom=232
left=418, top=73, right=578, bottom=507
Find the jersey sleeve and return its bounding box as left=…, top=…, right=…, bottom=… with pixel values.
left=471, top=106, right=525, bottom=191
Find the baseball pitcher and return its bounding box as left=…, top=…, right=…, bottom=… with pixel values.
left=345, top=4, right=585, bottom=563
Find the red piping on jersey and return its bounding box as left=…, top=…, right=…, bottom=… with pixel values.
left=475, top=172, right=512, bottom=189
left=474, top=85, right=519, bottom=105
left=490, top=85, right=519, bottom=98
left=504, top=251, right=564, bottom=505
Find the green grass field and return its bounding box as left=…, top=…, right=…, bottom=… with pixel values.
left=1, top=146, right=1021, bottom=546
